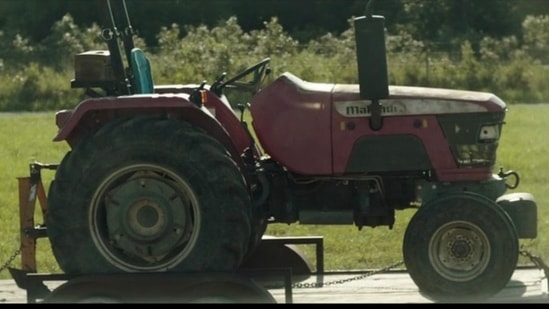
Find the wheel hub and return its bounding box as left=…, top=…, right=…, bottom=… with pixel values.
left=440, top=228, right=480, bottom=270
left=449, top=237, right=472, bottom=259
left=430, top=221, right=490, bottom=281
left=104, top=175, right=192, bottom=262
left=127, top=199, right=166, bottom=238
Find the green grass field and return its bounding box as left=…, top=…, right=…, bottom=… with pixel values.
left=0, top=105, right=547, bottom=279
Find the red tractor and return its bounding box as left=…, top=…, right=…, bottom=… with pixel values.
left=40, top=0, right=537, bottom=301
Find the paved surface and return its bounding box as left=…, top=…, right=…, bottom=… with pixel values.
left=268, top=267, right=548, bottom=303
left=0, top=267, right=547, bottom=303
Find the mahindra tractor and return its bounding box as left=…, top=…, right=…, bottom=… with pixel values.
left=36, top=0, right=537, bottom=301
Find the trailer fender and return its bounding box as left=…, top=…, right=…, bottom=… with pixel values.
left=43, top=272, right=276, bottom=303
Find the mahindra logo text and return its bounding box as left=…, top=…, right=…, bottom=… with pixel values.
left=335, top=100, right=406, bottom=117
left=345, top=104, right=400, bottom=116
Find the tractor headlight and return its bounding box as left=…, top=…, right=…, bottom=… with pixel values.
left=479, top=124, right=500, bottom=142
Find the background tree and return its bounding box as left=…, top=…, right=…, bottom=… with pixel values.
left=398, top=0, right=521, bottom=50
left=3, top=0, right=542, bottom=48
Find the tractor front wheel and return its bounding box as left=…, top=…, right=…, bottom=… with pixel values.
left=47, top=117, right=252, bottom=274
left=403, top=192, right=519, bottom=302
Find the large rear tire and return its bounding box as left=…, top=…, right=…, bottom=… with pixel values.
left=47, top=117, right=252, bottom=274
left=403, top=192, right=519, bottom=302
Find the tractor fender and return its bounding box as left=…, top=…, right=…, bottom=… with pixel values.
left=496, top=192, right=537, bottom=239
left=53, top=94, right=252, bottom=179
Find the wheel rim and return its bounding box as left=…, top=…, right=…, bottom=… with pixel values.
left=89, top=163, right=200, bottom=272
left=428, top=220, right=490, bottom=282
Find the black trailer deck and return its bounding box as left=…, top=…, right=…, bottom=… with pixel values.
left=4, top=233, right=548, bottom=304
left=1, top=265, right=547, bottom=303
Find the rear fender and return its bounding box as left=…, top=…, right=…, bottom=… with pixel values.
left=54, top=93, right=252, bottom=177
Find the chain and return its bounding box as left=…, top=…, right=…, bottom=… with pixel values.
left=289, top=247, right=548, bottom=290
left=292, top=260, right=405, bottom=289
left=519, top=247, right=549, bottom=280
left=0, top=246, right=21, bottom=274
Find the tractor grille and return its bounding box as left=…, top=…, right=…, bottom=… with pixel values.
left=453, top=143, right=498, bottom=167
left=438, top=112, right=505, bottom=168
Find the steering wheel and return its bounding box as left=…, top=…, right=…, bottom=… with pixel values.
left=211, top=57, right=271, bottom=96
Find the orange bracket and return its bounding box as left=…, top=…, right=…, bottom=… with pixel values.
left=16, top=162, right=58, bottom=273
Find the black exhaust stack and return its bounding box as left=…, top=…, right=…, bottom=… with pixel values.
left=354, top=0, right=389, bottom=130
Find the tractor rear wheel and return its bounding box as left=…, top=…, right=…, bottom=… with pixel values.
left=47, top=117, right=252, bottom=274
left=403, top=192, right=519, bottom=302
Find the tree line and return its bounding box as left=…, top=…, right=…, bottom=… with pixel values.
left=1, top=0, right=548, bottom=48
left=0, top=0, right=548, bottom=111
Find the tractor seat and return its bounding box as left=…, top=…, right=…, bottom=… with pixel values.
left=130, top=48, right=154, bottom=94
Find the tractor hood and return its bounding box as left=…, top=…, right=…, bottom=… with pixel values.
left=250, top=72, right=507, bottom=175
left=334, top=82, right=507, bottom=116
